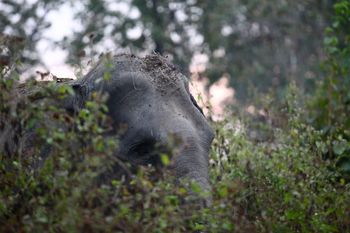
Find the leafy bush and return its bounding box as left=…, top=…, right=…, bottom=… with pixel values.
left=210, top=85, right=350, bottom=232
left=1, top=70, right=350, bottom=233
left=308, top=0, right=350, bottom=178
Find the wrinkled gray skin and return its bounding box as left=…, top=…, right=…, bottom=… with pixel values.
left=68, top=54, right=214, bottom=193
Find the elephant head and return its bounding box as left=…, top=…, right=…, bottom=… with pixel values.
left=69, top=54, right=214, bottom=193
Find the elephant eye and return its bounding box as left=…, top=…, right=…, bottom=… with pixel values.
left=127, top=138, right=162, bottom=166
left=129, top=138, right=157, bottom=157
left=127, top=137, right=171, bottom=167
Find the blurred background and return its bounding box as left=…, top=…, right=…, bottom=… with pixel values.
left=0, top=0, right=334, bottom=118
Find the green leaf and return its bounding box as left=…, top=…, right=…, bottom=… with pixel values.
left=193, top=222, right=205, bottom=231
left=46, top=137, right=53, bottom=144
left=190, top=182, right=202, bottom=194
left=223, top=222, right=234, bottom=230
left=103, top=71, right=111, bottom=81
left=336, top=156, right=350, bottom=174
left=12, top=161, right=20, bottom=168
left=324, top=36, right=338, bottom=46
left=333, top=141, right=348, bottom=155
left=78, top=109, right=90, bottom=119
left=165, top=195, right=179, bottom=206
left=111, top=179, right=120, bottom=186
left=218, top=185, right=228, bottom=198
left=160, top=154, right=170, bottom=166
left=285, top=210, right=302, bottom=221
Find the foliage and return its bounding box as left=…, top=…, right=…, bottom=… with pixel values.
left=210, top=100, right=350, bottom=232
left=1, top=75, right=350, bottom=232
left=308, top=0, right=350, bottom=178
left=194, top=0, right=332, bottom=100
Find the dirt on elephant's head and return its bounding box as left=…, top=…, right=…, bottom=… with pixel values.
left=109, top=53, right=186, bottom=91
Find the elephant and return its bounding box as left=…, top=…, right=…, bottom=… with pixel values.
left=63, top=53, right=215, bottom=193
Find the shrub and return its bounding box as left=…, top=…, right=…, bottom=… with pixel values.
left=308, top=0, right=350, bottom=178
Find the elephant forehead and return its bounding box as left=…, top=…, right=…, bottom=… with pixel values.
left=79, top=54, right=189, bottom=95
left=113, top=54, right=188, bottom=90
left=142, top=55, right=180, bottom=85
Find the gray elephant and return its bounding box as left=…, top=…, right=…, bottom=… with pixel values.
left=64, top=54, right=214, bottom=193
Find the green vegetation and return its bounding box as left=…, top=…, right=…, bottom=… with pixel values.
left=1, top=0, right=350, bottom=232
left=1, top=79, right=349, bottom=232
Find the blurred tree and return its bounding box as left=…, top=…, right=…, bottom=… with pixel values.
left=193, top=0, right=334, bottom=100
left=64, top=0, right=200, bottom=70
left=306, top=0, right=350, bottom=177
left=66, top=0, right=333, bottom=100
left=0, top=0, right=335, bottom=101
left=310, top=0, right=350, bottom=136
left=0, top=0, right=64, bottom=67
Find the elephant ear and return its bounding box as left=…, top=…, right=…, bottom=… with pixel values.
left=190, top=93, right=205, bottom=116
left=63, top=83, right=89, bottom=114
left=181, top=75, right=205, bottom=116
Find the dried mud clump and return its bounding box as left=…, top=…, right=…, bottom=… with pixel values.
left=110, top=53, right=184, bottom=91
